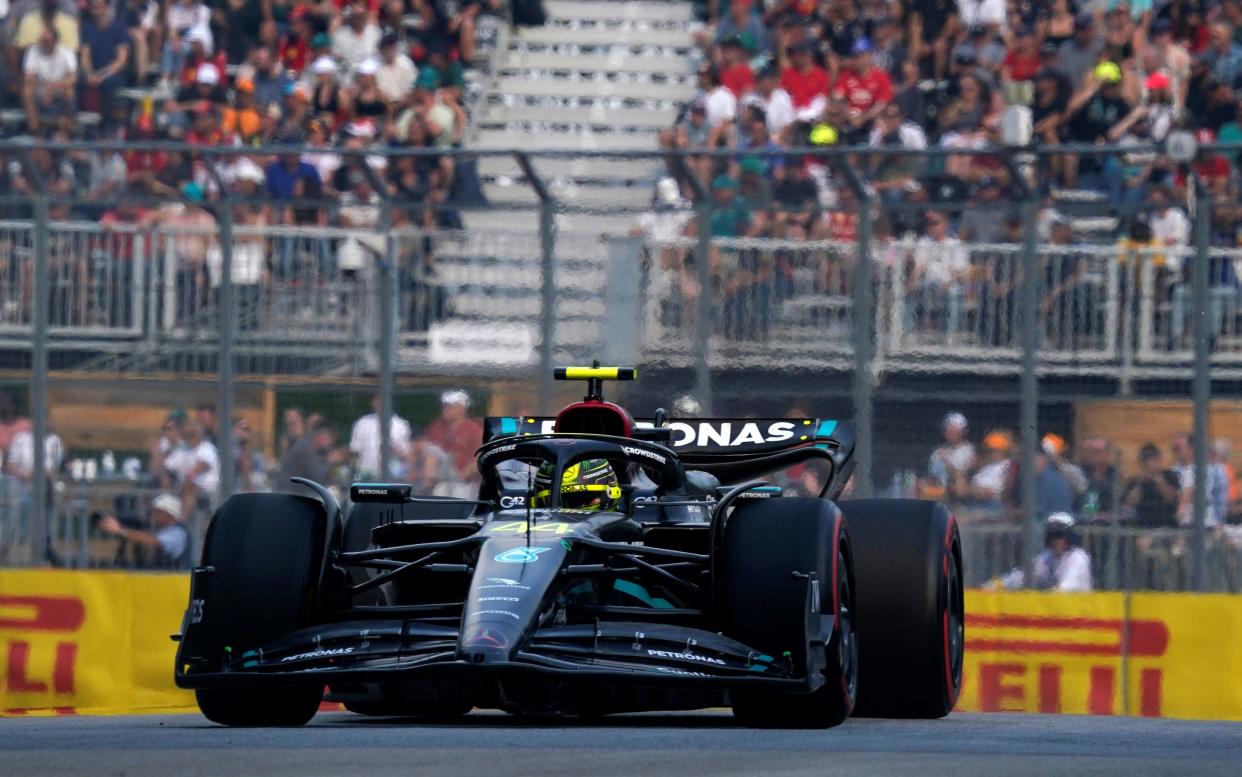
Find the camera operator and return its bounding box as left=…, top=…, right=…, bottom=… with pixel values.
left=97, top=492, right=191, bottom=570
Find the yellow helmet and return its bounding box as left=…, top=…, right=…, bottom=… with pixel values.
left=1094, top=61, right=1122, bottom=84
left=531, top=460, right=621, bottom=511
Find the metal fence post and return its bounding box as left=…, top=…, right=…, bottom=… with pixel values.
left=1020, top=194, right=1041, bottom=584
left=694, top=203, right=713, bottom=414
left=30, top=194, right=50, bottom=566
left=1191, top=183, right=1212, bottom=591
left=378, top=215, right=397, bottom=483
left=539, top=200, right=556, bottom=413
left=839, top=163, right=875, bottom=497
left=217, top=203, right=236, bottom=503
left=516, top=153, right=556, bottom=413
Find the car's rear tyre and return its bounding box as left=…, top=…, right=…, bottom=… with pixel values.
left=192, top=493, right=326, bottom=726
left=842, top=499, right=963, bottom=719
left=721, top=497, right=856, bottom=728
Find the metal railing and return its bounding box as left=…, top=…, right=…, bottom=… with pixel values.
left=0, top=140, right=1232, bottom=594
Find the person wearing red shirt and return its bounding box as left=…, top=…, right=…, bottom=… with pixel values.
left=279, top=8, right=314, bottom=75
left=719, top=35, right=755, bottom=96
left=418, top=390, right=484, bottom=482
left=1003, top=27, right=1041, bottom=83
left=831, top=38, right=892, bottom=131
left=780, top=40, right=829, bottom=122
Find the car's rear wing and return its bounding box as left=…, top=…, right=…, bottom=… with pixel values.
left=482, top=416, right=856, bottom=498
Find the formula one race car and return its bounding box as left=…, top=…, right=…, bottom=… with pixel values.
left=175, top=366, right=963, bottom=728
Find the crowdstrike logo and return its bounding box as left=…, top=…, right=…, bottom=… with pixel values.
left=622, top=446, right=667, bottom=464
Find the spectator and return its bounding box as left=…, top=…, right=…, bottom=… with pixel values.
left=961, top=429, right=1014, bottom=515
left=832, top=38, right=893, bottom=135
left=868, top=102, right=927, bottom=206
left=280, top=407, right=306, bottom=457
left=1171, top=432, right=1228, bottom=528
left=714, top=0, right=769, bottom=55
left=1030, top=513, right=1094, bottom=591
left=98, top=492, right=190, bottom=569
left=6, top=424, right=64, bottom=481
left=22, top=27, right=77, bottom=133
left=232, top=416, right=266, bottom=493
left=195, top=402, right=218, bottom=441
left=1062, top=61, right=1131, bottom=187
left=0, top=395, right=31, bottom=459
left=349, top=394, right=413, bottom=480
left=308, top=55, right=344, bottom=122
left=1057, top=14, right=1103, bottom=92
left=741, top=65, right=795, bottom=141
left=163, top=0, right=211, bottom=81
left=1042, top=213, right=1094, bottom=349
left=696, top=64, right=737, bottom=144
left=925, top=411, right=976, bottom=499
left=1215, top=438, right=1242, bottom=523
left=1076, top=437, right=1118, bottom=520
left=344, top=58, right=387, bottom=125
left=332, top=1, right=380, bottom=77
left=781, top=40, right=829, bottom=123
left=1149, top=185, right=1190, bottom=247
left=417, top=389, right=484, bottom=482
left=1202, top=21, right=1242, bottom=89
left=164, top=61, right=227, bottom=136
left=904, top=209, right=969, bottom=341
left=1121, top=442, right=1181, bottom=528
left=222, top=77, right=262, bottom=142
left=245, top=44, right=291, bottom=109
left=278, top=419, right=342, bottom=488
left=1034, top=449, right=1075, bottom=520
left=14, top=0, right=81, bottom=53
left=168, top=420, right=219, bottom=516
left=79, top=0, right=130, bottom=114
left=718, top=35, right=754, bottom=96
left=375, top=32, right=416, bottom=105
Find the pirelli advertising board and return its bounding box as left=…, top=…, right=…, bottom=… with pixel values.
left=1, top=570, right=1241, bottom=720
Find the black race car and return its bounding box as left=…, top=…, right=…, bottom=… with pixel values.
left=175, top=366, right=963, bottom=728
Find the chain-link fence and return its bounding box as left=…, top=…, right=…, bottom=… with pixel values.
left=1, top=140, right=1238, bottom=591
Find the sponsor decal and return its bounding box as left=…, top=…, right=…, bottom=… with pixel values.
left=499, top=495, right=526, bottom=509
left=494, top=547, right=552, bottom=564
left=668, top=421, right=797, bottom=448
left=490, top=521, right=571, bottom=535
left=188, top=598, right=205, bottom=625
left=355, top=488, right=389, bottom=496
left=280, top=647, right=355, bottom=662
left=470, top=610, right=521, bottom=620
left=478, top=596, right=520, bottom=602
left=483, top=577, right=531, bottom=589
left=654, top=666, right=711, bottom=677
left=631, top=495, right=658, bottom=503
left=646, top=649, right=726, bottom=666
left=466, top=628, right=509, bottom=649
left=479, top=444, right=517, bottom=462
left=622, top=446, right=667, bottom=465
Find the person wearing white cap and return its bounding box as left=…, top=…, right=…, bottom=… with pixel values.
left=1030, top=513, right=1093, bottom=592
left=417, top=390, right=484, bottom=483
left=927, top=411, right=976, bottom=493
left=350, top=394, right=413, bottom=480
left=98, top=493, right=192, bottom=569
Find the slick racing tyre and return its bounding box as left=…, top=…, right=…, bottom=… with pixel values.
left=193, top=493, right=326, bottom=726
left=721, top=498, right=857, bottom=728
left=842, top=499, right=963, bottom=719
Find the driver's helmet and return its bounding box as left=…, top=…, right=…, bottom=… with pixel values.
left=531, top=459, right=621, bottom=511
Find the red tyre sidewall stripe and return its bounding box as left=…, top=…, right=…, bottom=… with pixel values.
left=832, top=509, right=851, bottom=702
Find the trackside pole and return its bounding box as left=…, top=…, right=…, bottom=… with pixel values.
left=30, top=194, right=50, bottom=566
left=1190, top=183, right=1212, bottom=591
left=1020, top=196, right=1040, bottom=584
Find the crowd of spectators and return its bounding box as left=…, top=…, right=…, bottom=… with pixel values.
left=638, top=0, right=1242, bottom=345
left=0, top=0, right=502, bottom=327
left=917, top=409, right=1242, bottom=530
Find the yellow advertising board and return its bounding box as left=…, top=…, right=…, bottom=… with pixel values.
left=2, top=569, right=1241, bottom=720
left=0, top=569, right=194, bottom=715
left=959, top=590, right=1242, bottom=720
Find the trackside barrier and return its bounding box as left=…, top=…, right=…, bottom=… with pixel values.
left=958, top=591, right=1242, bottom=720
left=0, top=569, right=193, bottom=715
left=3, top=570, right=1241, bottom=720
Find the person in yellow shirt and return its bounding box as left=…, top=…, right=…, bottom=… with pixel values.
left=15, top=0, right=81, bottom=52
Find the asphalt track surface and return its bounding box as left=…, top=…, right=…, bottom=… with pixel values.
left=3, top=710, right=1240, bottom=777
